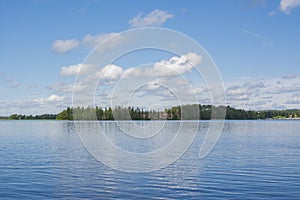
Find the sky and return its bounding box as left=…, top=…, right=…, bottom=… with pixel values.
left=0, top=0, right=300, bottom=115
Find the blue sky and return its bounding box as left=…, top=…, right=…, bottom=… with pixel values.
left=0, top=0, right=300, bottom=115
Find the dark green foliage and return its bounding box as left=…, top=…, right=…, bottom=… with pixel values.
left=3, top=105, right=300, bottom=121
left=56, top=107, right=73, bottom=120
left=0, top=116, right=9, bottom=120
left=8, top=113, right=56, bottom=120
left=53, top=104, right=247, bottom=120
left=54, top=105, right=300, bottom=120
left=57, top=106, right=152, bottom=120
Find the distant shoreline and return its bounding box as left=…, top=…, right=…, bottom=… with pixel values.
left=1, top=104, right=299, bottom=121
left=2, top=118, right=300, bottom=121
left=267, top=117, right=300, bottom=120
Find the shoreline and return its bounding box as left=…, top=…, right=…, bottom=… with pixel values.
left=1, top=118, right=300, bottom=121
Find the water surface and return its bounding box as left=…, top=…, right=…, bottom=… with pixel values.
left=0, top=120, right=299, bottom=199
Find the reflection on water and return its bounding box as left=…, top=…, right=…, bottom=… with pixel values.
left=0, top=120, right=299, bottom=199
left=76, top=121, right=202, bottom=172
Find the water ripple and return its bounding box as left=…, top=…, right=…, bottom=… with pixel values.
left=0, top=121, right=299, bottom=199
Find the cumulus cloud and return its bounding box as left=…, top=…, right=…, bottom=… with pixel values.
left=60, top=63, right=95, bottom=76
left=282, top=73, right=298, bottom=79
left=52, top=32, right=125, bottom=54
left=34, top=95, right=65, bottom=104
left=279, top=0, right=300, bottom=14
left=92, top=53, right=204, bottom=108
left=150, top=52, right=202, bottom=76
left=123, top=67, right=143, bottom=78
left=226, top=81, right=265, bottom=101
left=82, top=33, right=119, bottom=48
left=243, top=100, right=269, bottom=108
left=59, top=53, right=201, bottom=99
left=52, top=39, right=79, bottom=53
left=146, top=78, right=164, bottom=90
left=224, top=75, right=300, bottom=110
left=285, top=93, right=300, bottom=104
left=97, top=64, right=124, bottom=81
left=133, top=77, right=207, bottom=105
left=0, top=95, right=72, bottom=116
left=48, top=82, right=88, bottom=95
left=124, top=52, right=202, bottom=78
left=69, top=52, right=203, bottom=108
left=267, top=84, right=300, bottom=94
left=129, top=9, right=174, bottom=27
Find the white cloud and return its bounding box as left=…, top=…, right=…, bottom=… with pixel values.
left=52, top=39, right=79, bottom=53
left=60, top=63, right=95, bottom=76
left=285, top=93, right=300, bottom=104
left=286, top=99, right=300, bottom=104
left=0, top=95, right=72, bottom=116
left=82, top=33, right=118, bottom=48
left=267, top=83, right=300, bottom=94
left=48, top=82, right=88, bottom=95
left=52, top=32, right=126, bottom=54
left=82, top=32, right=126, bottom=53
left=97, top=64, right=123, bottom=81
left=282, top=73, right=298, bottom=79
left=124, top=52, right=202, bottom=78
left=34, top=95, right=65, bottom=104
left=60, top=52, right=202, bottom=81
left=129, top=9, right=174, bottom=27
left=146, top=78, right=164, bottom=90
left=123, top=67, right=143, bottom=78
left=73, top=82, right=89, bottom=92
left=131, top=77, right=207, bottom=105
left=86, top=53, right=203, bottom=108
left=150, top=52, right=202, bottom=76
left=223, top=75, right=300, bottom=110
left=226, top=81, right=265, bottom=101
left=59, top=53, right=200, bottom=95
left=279, top=0, right=300, bottom=14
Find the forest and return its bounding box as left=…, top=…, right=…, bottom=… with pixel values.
left=2, top=114, right=57, bottom=120
left=1, top=104, right=299, bottom=120
left=4, top=104, right=298, bottom=120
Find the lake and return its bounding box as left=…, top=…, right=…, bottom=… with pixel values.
left=0, top=120, right=299, bottom=199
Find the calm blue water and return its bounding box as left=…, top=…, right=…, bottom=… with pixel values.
left=0, top=120, right=299, bottom=199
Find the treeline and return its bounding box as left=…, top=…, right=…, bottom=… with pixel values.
left=0, top=116, right=9, bottom=120
left=5, top=114, right=57, bottom=120
left=55, top=105, right=300, bottom=120
left=259, top=109, right=300, bottom=119
left=2, top=105, right=299, bottom=120
left=56, top=106, right=166, bottom=120
left=167, top=106, right=300, bottom=120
